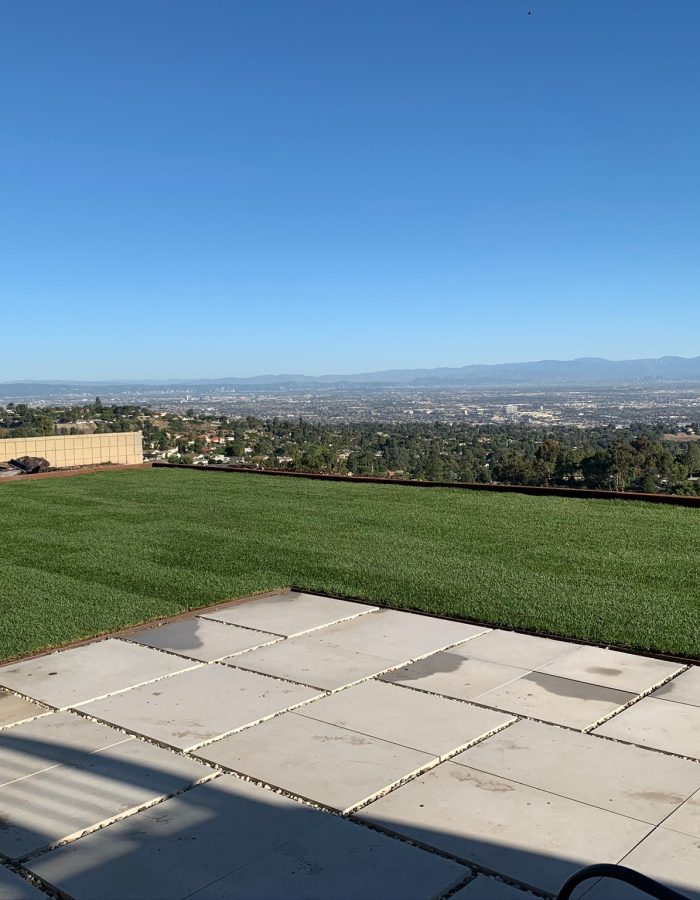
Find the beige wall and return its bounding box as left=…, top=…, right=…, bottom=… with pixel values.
left=0, top=432, right=143, bottom=469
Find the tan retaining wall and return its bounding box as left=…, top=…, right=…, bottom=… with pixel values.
left=0, top=431, right=143, bottom=468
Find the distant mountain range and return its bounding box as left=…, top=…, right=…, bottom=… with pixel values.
left=3, top=356, right=700, bottom=395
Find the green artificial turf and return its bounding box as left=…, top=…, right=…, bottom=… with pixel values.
left=1, top=467, right=698, bottom=661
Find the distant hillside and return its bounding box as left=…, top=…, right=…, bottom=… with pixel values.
left=3, top=355, right=700, bottom=394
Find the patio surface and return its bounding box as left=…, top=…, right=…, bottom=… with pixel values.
left=0, top=591, right=698, bottom=900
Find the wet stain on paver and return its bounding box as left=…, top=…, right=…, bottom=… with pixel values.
left=587, top=666, right=623, bottom=677
left=522, top=672, right=629, bottom=702
left=626, top=790, right=686, bottom=805
left=386, top=652, right=466, bottom=682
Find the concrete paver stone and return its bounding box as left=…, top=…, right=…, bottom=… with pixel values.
left=380, top=653, right=529, bottom=702
left=26, top=776, right=329, bottom=900
left=302, top=608, right=489, bottom=661
left=357, top=761, right=653, bottom=895
left=126, top=617, right=281, bottom=661
left=0, top=691, right=48, bottom=729
left=652, top=665, right=700, bottom=707
left=475, top=671, right=634, bottom=730
left=201, top=592, right=377, bottom=637
left=184, top=812, right=469, bottom=900
left=194, top=711, right=435, bottom=812
left=226, top=638, right=398, bottom=690
left=454, top=629, right=578, bottom=670
left=595, top=696, right=700, bottom=760
left=298, top=679, right=515, bottom=756
left=584, top=827, right=700, bottom=899
left=536, top=645, right=684, bottom=694
left=0, top=734, right=212, bottom=859
left=0, top=711, right=133, bottom=786
left=79, top=664, right=321, bottom=751
left=0, top=866, right=48, bottom=900
left=455, top=718, right=700, bottom=823
left=664, top=788, right=700, bottom=839
left=0, top=640, right=197, bottom=709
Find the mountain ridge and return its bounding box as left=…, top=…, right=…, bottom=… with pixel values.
left=3, top=355, right=700, bottom=392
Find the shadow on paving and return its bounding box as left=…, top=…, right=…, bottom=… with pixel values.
left=0, top=732, right=696, bottom=900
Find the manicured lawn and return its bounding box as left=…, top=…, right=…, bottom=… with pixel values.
left=0, top=467, right=698, bottom=661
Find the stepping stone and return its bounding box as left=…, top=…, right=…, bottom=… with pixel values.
left=0, top=691, right=48, bottom=729
left=0, top=712, right=132, bottom=786
left=194, top=711, right=434, bottom=813
left=0, top=733, right=212, bottom=859
left=455, top=718, right=700, bottom=823
left=0, top=865, right=47, bottom=899
left=357, top=762, right=652, bottom=896
left=126, top=617, right=281, bottom=662
left=595, top=697, right=700, bottom=760
left=80, top=665, right=321, bottom=751
left=0, top=640, right=197, bottom=709
left=180, top=813, right=468, bottom=900
left=452, top=876, right=536, bottom=899
left=664, top=788, right=700, bottom=839
left=653, top=666, right=700, bottom=707
left=298, top=679, right=514, bottom=756
left=456, top=629, right=578, bottom=670
left=26, top=776, right=328, bottom=900
left=227, top=638, right=398, bottom=690
left=584, top=827, right=700, bottom=900
left=202, top=592, right=376, bottom=637
left=475, top=672, right=634, bottom=730
left=303, top=609, right=488, bottom=662
left=380, top=654, right=529, bottom=702
left=536, top=645, right=684, bottom=694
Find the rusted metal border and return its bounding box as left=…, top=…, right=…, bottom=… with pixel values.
left=151, top=462, right=700, bottom=507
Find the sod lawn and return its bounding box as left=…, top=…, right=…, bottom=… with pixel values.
left=0, top=466, right=698, bottom=661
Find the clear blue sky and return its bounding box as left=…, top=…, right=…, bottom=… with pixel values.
left=2, top=1, right=698, bottom=380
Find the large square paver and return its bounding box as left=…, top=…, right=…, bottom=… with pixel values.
left=0, top=640, right=197, bottom=709
left=0, top=712, right=135, bottom=786
left=303, top=609, right=488, bottom=661
left=125, top=617, right=281, bottom=662
left=357, top=762, right=652, bottom=895
left=380, top=653, right=529, bottom=702
left=653, top=666, right=700, bottom=707
left=0, top=731, right=212, bottom=860
left=0, top=690, right=48, bottom=729
left=194, top=711, right=434, bottom=812
left=0, top=866, right=47, bottom=899
left=298, top=679, right=515, bottom=757
left=80, top=664, right=321, bottom=751
left=475, top=671, right=634, bottom=730
left=184, top=813, right=468, bottom=900
left=227, top=638, right=398, bottom=690
left=27, top=776, right=324, bottom=900
left=595, top=696, right=700, bottom=759
left=665, top=788, right=700, bottom=838
left=201, top=591, right=376, bottom=637
left=455, top=718, right=700, bottom=823
left=536, top=645, right=684, bottom=694
left=457, top=629, right=577, bottom=669
left=585, top=827, right=700, bottom=899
